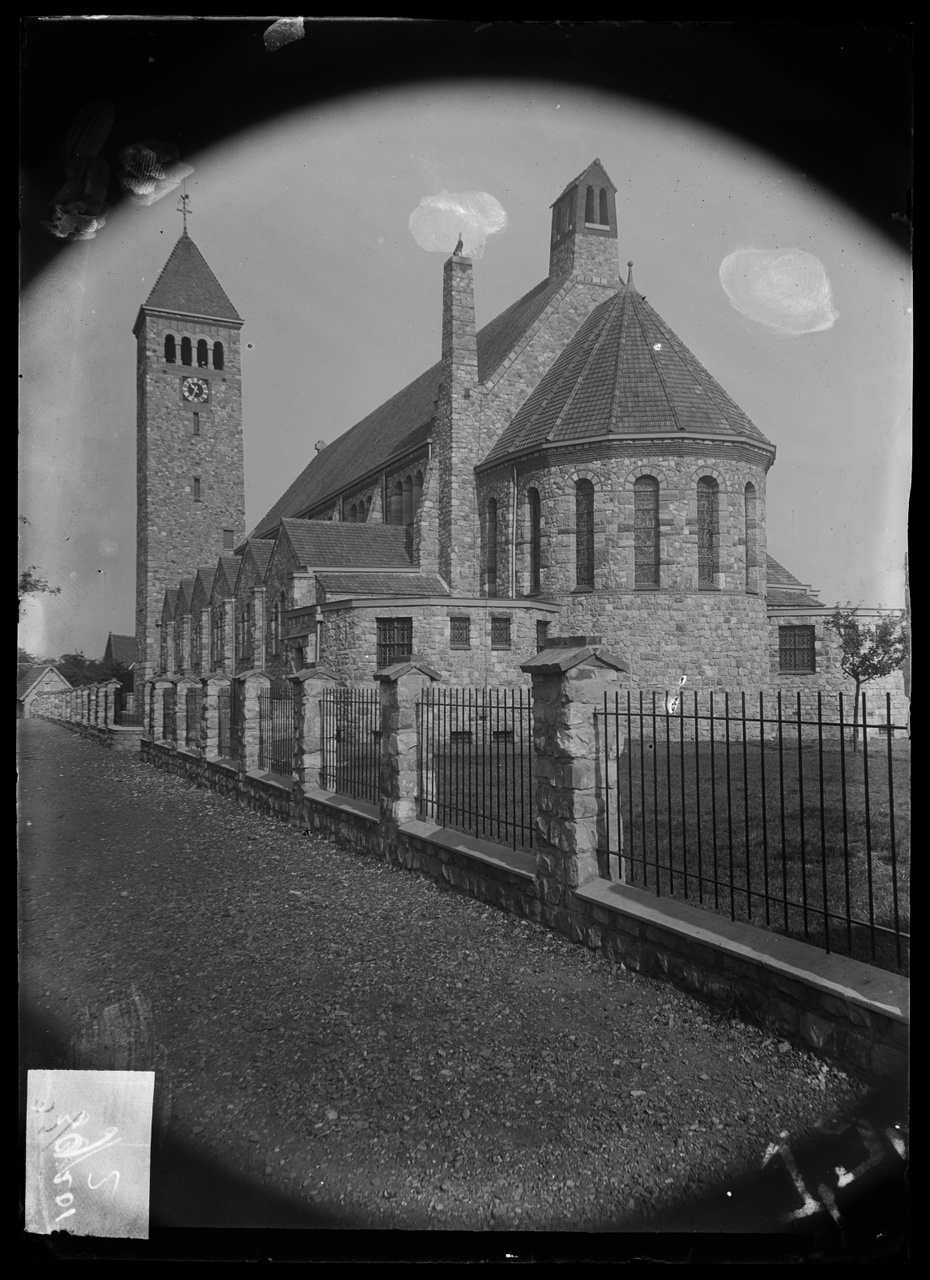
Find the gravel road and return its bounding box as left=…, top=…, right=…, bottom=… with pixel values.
left=18, top=719, right=906, bottom=1248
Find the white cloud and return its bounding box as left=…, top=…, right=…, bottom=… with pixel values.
left=719, top=248, right=838, bottom=335
left=408, top=190, right=508, bottom=259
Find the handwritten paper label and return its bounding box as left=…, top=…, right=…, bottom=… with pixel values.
left=25, top=1070, right=154, bottom=1239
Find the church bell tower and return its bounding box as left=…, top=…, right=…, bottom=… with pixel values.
left=133, top=207, right=245, bottom=693
left=548, top=157, right=619, bottom=285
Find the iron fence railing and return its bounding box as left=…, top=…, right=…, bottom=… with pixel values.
left=114, top=692, right=145, bottom=726
left=185, top=687, right=201, bottom=748
left=417, top=686, right=534, bottom=850
left=258, top=689, right=293, bottom=776
left=596, top=690, right=909, bottom=975
left=320, top=687, right=381, bottom=803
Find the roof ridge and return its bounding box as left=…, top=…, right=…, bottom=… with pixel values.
left=634, top=295, right=685, bottom=434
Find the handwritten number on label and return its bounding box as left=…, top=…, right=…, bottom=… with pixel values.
left=763, top=1133, right=822, bottom=1220
left=87, top=1169, right=120, bottom=1193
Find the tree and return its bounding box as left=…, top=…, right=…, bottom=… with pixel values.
left=18, top=566, right=61, bottom=597
left=827, top=608, right=906, bottom=750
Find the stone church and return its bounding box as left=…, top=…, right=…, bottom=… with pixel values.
left=134, top=159, right=901, bottom=711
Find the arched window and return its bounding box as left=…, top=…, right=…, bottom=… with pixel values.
left=164, top=334, right=176, bottom=364
left=347, top=503, right=357, bottom=523
left=390, top=482, right=404, bottom=525
left=634, top=476, right=660, bottom=586
left=599, top=188, right=609, bottom=225
left=697, top=477, right=720, bottom=587
left=744, top=482, right=757, bottom=593
left=584, top=186, right=595, bottom=223
left=197, top=339, right=208, bottom=368
left=575, top=480, right=595, bottom=589
left=487, top=497, right=498, bottom=597
left=180, top=336, right=192, bottom=366
left=527, top=488, right=541, bottom=595
left=402, top=476, right=413, bottom=525
left=213, top=341, right=224, bottom=371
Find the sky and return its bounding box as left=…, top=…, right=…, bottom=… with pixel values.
left=19, top=74, right=912, bottom=662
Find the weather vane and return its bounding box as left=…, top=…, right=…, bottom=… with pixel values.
left=177, top=184, right=192, bottom=233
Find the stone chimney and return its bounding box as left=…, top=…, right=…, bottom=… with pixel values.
left=418, top=253, right=482, bottom=593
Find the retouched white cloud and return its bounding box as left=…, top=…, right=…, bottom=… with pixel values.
left=408, top=190, right=508, bottom=258
left=719, top=248, right=838, bottom=335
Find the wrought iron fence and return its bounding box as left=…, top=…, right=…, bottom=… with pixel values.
left=114, top=691, right=145, bottom=726
left=595, top=689, right=910, bottom=974
left=417, top=686, right=534, bottom=850
left=162, top=687, right=177, bottom=744
left=185, top=687, right=201, bottom=748
left=258, top=687, right=293, bottom=776
left=320, top=687, right=381, bottom=803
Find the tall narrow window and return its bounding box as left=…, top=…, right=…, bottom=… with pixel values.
left=196, top=339, right=208, bottom=368
left=164, top=334, right=176, bottom=363
left=697, top=477, right=720, bottom=587
left=599, top=188, right=609, bottom=225
left=584, top=185, right=595, bottom=223
left=536, top=620, right=550, bottom=652
left=634, top=476, right=660, bottom=586
left=402, top=476, right=413, bottom=525
left=180, top=337, right=192, bottom=366
left=575, top=480, right=595, bottom=589
left=192, top=476, right=201, bottom=502
left=192, top=411, right=200, bottom=437
left=744, top=482, right=757, bottom=593
left=527, top=489, right=541, bottom=595
left=223, top=528, right=234, bottom=550
left=487, top=497, right=498, bottom=597
left=390, top=482, right=404, bottom=525
left=213, top=341, right=224, bottom=370
left=347, top=503, right=357, bottom=523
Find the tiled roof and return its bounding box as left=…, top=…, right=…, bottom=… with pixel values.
left=196, top=565, right=217, bottom=594
left=213, top=555, right=240, bottom=598
left=141, top=233, right=242, bottom=323
left=17, top=664, right=68, bottom=698
left=484, top=282, right=774, bottom=463
left=554, top=157, right=617, bottom=202
left=765, top=554, right=824, bottom=607
left=244, top=540, right=274, bottom=580
left=250, top=277, right=566, bottom=538
left=316, top=572, right=448, bottom=599
left=175, top=576, right=196, bottom=615
left=282, top=519, right=414, bottom=571
left=105, top=633, right=137, bottom=666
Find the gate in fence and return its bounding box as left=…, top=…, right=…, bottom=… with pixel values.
left=163, top=686, right=177, bottom=744
left=595, top=689, right=909, bottom=974
left=417, top=686, right=534, bottom=850
left=319, top=687, right=381, bottom=803
left=259, top=679, right=292, bottom=775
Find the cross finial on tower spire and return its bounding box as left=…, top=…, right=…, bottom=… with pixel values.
left=177, top=184, right=192, bottom=234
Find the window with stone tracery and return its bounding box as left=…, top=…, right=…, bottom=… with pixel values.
left=697, top=477, right=719, bottom=587
left=634, top=476, right=660, bottom=587
left=527, top=488, right=541, bottom=595
left=575, top=480, right=595, bottom=589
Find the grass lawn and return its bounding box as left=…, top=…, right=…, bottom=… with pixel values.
left=615, top=737, right=910, bottom=975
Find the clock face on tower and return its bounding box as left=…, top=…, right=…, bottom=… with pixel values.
left=181, top=376, right=209, bottom=403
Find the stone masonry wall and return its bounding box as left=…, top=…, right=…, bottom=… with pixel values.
left=319, top=602, right=558, bottom=687
left=135, top=313, right=245, bottom=692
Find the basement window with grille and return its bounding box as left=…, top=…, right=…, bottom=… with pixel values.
left=450, top=617, right=471, bottom=650
left=779, top=625, right=816, bottom=673
left=491, top=615, right=512, bottom=650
